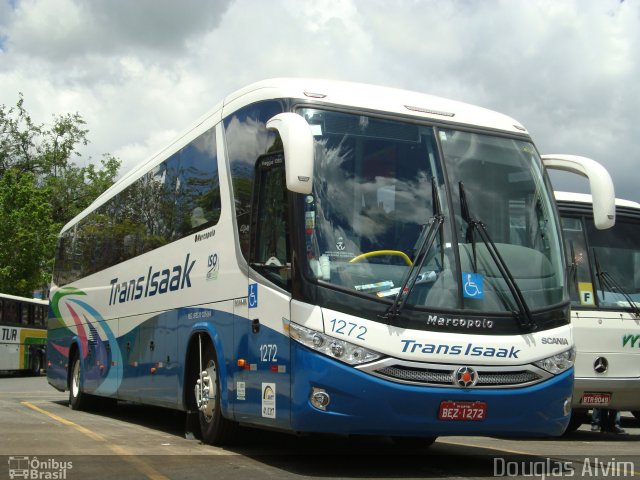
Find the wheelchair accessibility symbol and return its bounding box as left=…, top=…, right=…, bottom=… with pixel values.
left=462, top=272, right=484, bottom=299
left=248, top=284, right=258, bottom=308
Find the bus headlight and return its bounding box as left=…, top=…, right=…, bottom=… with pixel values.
left=288, top=322, right=383, bottom=365
left=533, top=348, right=575, bottom=374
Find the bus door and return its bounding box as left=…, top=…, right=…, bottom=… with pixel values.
left=234, top=152, right=292, bottom=428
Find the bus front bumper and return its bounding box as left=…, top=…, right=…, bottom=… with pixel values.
left=291, top=342, right=572, bottom=438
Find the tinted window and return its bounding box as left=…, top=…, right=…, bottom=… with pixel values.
left=54, top=126, right=221, bottom=286
left=223, top=100, right=285, bottom=260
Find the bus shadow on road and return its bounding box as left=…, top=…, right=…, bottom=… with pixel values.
left=51, top=398, right=187, bottom=437
left=44, top=399, right=640, bottom=477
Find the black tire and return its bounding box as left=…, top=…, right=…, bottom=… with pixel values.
left=632, top=411, right=640, bottom=421
left=30, top=352, right=42, bottom=376
left=68, top=354, right=90, bottom=410
left=195, top=342, right=236, bottom=445
left=564, top=409, right=588, bottom=434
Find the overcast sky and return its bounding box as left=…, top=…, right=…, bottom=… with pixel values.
left=1, top=0, right=638, bottom=202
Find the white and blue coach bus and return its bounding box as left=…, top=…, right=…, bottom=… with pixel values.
left=47, top=79, right=615, bottom=445
left=556, top=191, right=640, bottom=430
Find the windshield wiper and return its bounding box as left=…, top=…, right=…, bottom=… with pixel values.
left=459, top=182, right=536, bottom=331
left=592, top=250, right=640, bottom=318
left=567, top=240, right=578, bottom=282
left=381, top=179, right=444, bottom=323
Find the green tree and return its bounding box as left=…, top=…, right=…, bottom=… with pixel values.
left=0, top=94, right=121, bottom=297
left=46, top=154, right=121, bottom=225
left=0, top=170, right=57, bottom=295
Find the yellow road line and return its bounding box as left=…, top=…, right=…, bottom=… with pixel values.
left=21, top=401, right=169, bottom=480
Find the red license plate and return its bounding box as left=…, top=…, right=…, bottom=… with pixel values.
left=439, top=401, right=487, bottom=421
left=581, top=392, right=611, bottom=406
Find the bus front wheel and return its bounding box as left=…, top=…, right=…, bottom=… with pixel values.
left=195, top=343, right=236, bottom=445
left=30, top=352, right=42, bottom=376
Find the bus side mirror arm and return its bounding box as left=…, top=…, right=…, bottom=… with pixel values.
left=542, top=154, right=616, bottom=230
left=266, top=113, right=314, bottom=194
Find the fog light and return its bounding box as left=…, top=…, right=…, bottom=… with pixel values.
left=329, top=341, right=344, bottom=358
left=563, top=397, right=572, bottom=416
left=310, top=387, right=330, bottom=410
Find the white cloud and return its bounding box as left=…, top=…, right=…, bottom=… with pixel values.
left=0, top=0, right=639, bottom=201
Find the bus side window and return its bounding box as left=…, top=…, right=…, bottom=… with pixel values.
left=249, top=152, right=291, bottom=290
left=21, top=304, right=29, bottom=326
left=223, top=100, right=286, bottom=261
left=33, top=306, right=44, bottom=327
left=561, top=215, right=592, bottom=306
left=4, top=299, right=18, bottom=326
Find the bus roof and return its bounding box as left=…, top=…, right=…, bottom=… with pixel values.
left=554, top=191, right=640, bottom=210
left=0, top=293, right=48, bottom=305
left=63, top=78, right=530, bottom=233
left=222, top=78, right=528, bottom=134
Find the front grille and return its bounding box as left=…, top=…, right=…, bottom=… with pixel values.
left=359, top=359, right=549, bottom=389
left=377, top=366, right=454, bottom=384
left=476, top=371, right=541, bottom=386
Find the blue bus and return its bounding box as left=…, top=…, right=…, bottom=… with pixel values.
left=47, top=79, right=614, bottom=445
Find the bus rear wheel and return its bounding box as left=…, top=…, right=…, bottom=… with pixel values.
left=195, top=342, right=236, bottom=445
left=69, top=355, right=89, bottom=410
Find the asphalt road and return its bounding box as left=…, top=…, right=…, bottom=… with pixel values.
left=1, top=374, right=639, bottom=479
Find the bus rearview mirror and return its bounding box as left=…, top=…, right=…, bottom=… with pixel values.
left=266, top=112, right=314, bottom=194
left=542, top=154, right=615, bottom=230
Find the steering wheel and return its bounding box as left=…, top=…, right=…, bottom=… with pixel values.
left=349, top=250, right=413, bottom=266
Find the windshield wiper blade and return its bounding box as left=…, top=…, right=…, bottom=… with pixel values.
left=593, top=250, right=640, bottom=318
left=381, top=179, right=444, bottom=323
left=459, top=182, right=536, bottom=331
left=568, top=240, right=578, bottom=282
left=381, top=215, right=443, bottom=322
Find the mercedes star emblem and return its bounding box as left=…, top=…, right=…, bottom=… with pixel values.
left=593, top=357, right=608, bottom=374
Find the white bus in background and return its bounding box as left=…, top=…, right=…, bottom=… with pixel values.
left=47, top=78, right=615, bottom=446
left=0, top=293, right=48, bottom=375
left=556, top=191, right=640, bottom=431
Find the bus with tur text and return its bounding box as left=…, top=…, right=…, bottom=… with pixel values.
left=556, top=191, right=640, bottom=430
left=47, top=78, right=615, bottom=445
left=1, top=293, right=47, bottom=375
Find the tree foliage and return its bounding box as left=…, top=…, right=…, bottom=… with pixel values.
left=0, top=94, right=121, bottom=297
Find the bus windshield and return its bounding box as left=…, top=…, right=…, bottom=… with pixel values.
left=564, top=216, right=640, bottom=309
left=299, top=108, right=565, bottom=315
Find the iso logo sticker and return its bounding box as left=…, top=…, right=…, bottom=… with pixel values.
left=207, top=253, right=219, bottom=281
